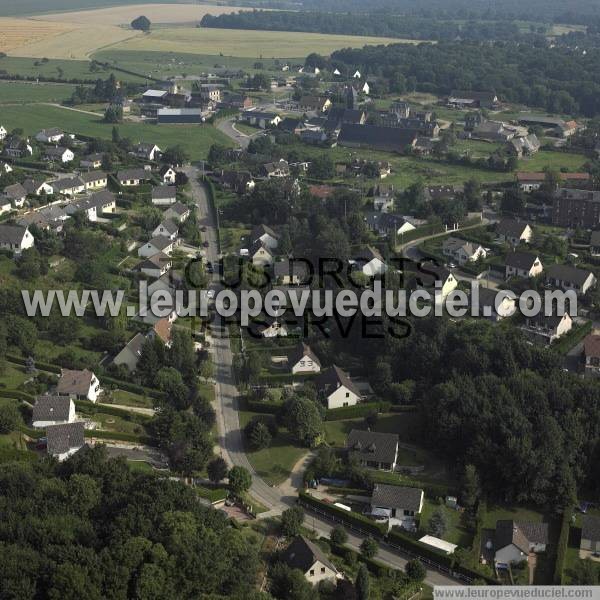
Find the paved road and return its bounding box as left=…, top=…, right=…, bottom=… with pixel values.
left=216, top=117, right=252, bottom=149
left=185, top=165, right=461, bottom=586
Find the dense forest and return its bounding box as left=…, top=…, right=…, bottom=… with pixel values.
left=327, top=41, right=600, bottom=117
left=0, top=446, right=260, bottom=599
left=200, top=11, right=530, bottom=42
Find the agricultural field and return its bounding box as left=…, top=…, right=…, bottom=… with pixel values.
left=0, top=81, right=78, bottom=103
left=0, top=17, right=75, bottom=54
left=0, top=103, right=233, bottom=158
left=110, top=27, right=405, bottom=59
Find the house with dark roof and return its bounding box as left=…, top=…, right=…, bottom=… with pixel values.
left=582, top=334, right=600, bottom=378
left=113, top=333, right=147, bottom=372
left=262, top=159, right=290, bottom=178
left=273, top=259, right=309, bottom=285
left=250, top=239, right=274, bottom=267
left=0, top=224, right=35, bottom=255
left=52, top=176, right=85, bottom=197
left=473, top=287, right=516, bottom=322
left=508, top=134, right=541, bottom=157
left=447, top=90, right=499, bottom=109
left=415, top=262, right=458, bottom=299
left=580, top=515, right=600, bottom=560
left=505, top=251, right=543, bottom=279
left=522, top=313, right=572, bottom=345
left=281, top=536, right=339, bottom=584
left=317, top=365, right=361, bottom=409
left=442, top=237, right=487, bottom=266
left=138, top=236, right=176, bottom=258
left=56, top=369, right=101, bottom=402
left=44, top=146, right=74, bottom=164
left=590, top=231, right=600, bottom=257
left=364, top=212, right=416, bottom=239
left=496, top=219, right=533, bottom=245
left=493, top=520, right=549, bottom=567
left=152, top=185, right=177, bottom=206
left=298, top=95, right=331, bottom=113
left=546, top=264, right=596, bottom=296
left=324, top=107, right=366, bottom=132
left=117, top=168, right=150, bottom=186
left=137, top=251, right=172, bottom=279
left=159, top=165, right=177, bottom=184
left=346, top=429, right=399, bottom=471
left=79, top=170, right=107, bottom=190
left=32, top=395, right=75, bottom=428
left=134, top=142, right=161, bottom=161
left=288, top=343, right=321, bottom=374
left=240, top=110, right=281, bottom=129
left=338, top=124, right=418, bottom=154
left=370, top=483, right=424, bottom=524
left=152, top=219, right=179, bottom=241
left=250, top=224, right=279, bottom=250
left=22, top=177, right=53, bottom=197
left=35, top=128, right=64, bottom=144
left=46, top=422, right=86, bottom=462
left=217, top=170, right=255, bottom=194
left=163, top=201, right=190, bottom=222
left=359, top=245, right=387, bottom=277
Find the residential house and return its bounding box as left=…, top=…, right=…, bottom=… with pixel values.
left=505, top=251, right=543, bottom=279
left=471, top=120, right=516, bottom=143
left=194, top=83, right=222, bottom=104
left=262, top=159, right=290, bottom=178
left=152, top=185, right=177, bottom=206
left=298, top=95, right=332, bottom=113
left=152, top=219, right=179, bottom=241
left=159, top=165, right=177, bottom=184
left=142, top=89, right=168, bottom=103
left=35, top=128, right=64, bottom=144
left=241, top=111, right=281, bottom=129
left=80, top=170, right=107, bottom=190
left=0, top=225, right=34, bottom=255
left=474, top=287, right=516, bottom=322
left=146, top=271, right=184, bottom=298
left=52, top=176, right=85, bottom=197
left=0, top=125, right=6, bottom=140
left=580, top=515, right=600, bottom=560
left=281, top=536, right=339, bottom=585
left=256, top=315, right=288, bottom=338
left=3, top=136, right=32, bottom=158
left=3, top=183, right=27, bottom=208
left=151, top=317, right=173, bottom=347
left=546, top=264, right=596, bottom=295
left=516, top=172, right=590, bottom=192
left=417, top=263, right=458, bottom=299
left=113, top=333, right=147, bottom=372
left=558, top=120, right=581, bottom=138
left=364, top=212, right=416, bottom=239
left=46, top=422, right=86, bottom=462
left=220, top=93, right=252, bottom=109
left=1, top=161, right=13, bottom=174
left=32, top=395, right=75, bottom=428
left=370, top=484, right=424, bottom=524
left=0, top=198, right=11, bottom=216
left=447, top=90, right=499, bottom=109
left=56, top=368, right=101, bottom=402
left=288, top=343, right=321, bottom=374
left=163, top=201, right=190, bottom=222
left=22, top=177, right=53, bottom=197
left=274, top=259, right=309, bottom=285
left=65, top=190, right=116, bottom=222
left=317, top=365, right=361, bottom=409
left=218, top=170, right=255, bottom=194
left=582, top=334, right=600, bottom=378
left=279, top=117, right=305, bottom=135
left=117, top=168, right=150, bottom=186
left=591, top=231, right=600, bottom=257
left=250, top=224, right=279, bottom=250
left=493, top=520, right=549, bottom=568
left=508, top=134, right=541, bottom=157
left=250, top=240, right=274, bottom=267
left=44, top=146, right=74, bottom=163
left=496, top=219, right=533, bottom=245
left=346, top=429, right=399, bottom=471
left=442, top=237, right=487, bottom=266
left=134, top=143, right=161, bottom=161
left=80, top=153, right=103, bottom=169
left=137, top=251, right=172, bottom=279
left=522, top=313, right=572, bottom=344
left=552, top=189, right=600, bottom=229
left=338, top=124, right=418, bottom=154
left=360, top=245, right=387, bottom=277
left=18, top=206, right=69, bottom=233
left=138, top=236, right=176, bottom=258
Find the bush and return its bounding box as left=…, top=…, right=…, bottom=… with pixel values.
left=406, top=559, right=426, bottom=582
left=0, top=403, right=21, bottom=434
left=360, top=536, right=378, bottom=559
left=325, top=401, right=391, bottom=421
left=281, top=506, right=304, bottom=537
left=330, top=525, right=348, bottom=545
left=553, top=506, right=574, bottom=584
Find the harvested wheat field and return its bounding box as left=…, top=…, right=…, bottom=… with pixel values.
left=0, top=17, right=75, bottom=54
left=30, top=3, right=252, bottom=26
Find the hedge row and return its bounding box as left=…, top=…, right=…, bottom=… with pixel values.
left=258, top=372, right=318, bottom=385
left=328, top=540, right=391, bottom=577
left=0, top=389, right=35, bottom=403
left=298, top=490, right=386, bottom=537
left=7, top=355, right=61, bottom=374
left=553, top=506, right=574, bottom=584
left=387, top=527, right=454, bottom=568
left=325, top=401, right=391, bottom=421
left=245, top=399, right=282, bottom=414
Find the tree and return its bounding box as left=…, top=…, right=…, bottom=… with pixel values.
left=570, top=558, right=599, bottom=585
left=330, top=525, right=348, bottom=545
left=228, top=466, right=252, bottom=496
left=111, top=126, right=120, bottom=143
left=355, top=563, right=370, bottom=600
left=282, top=396, right=323, bottom=447
left=246, top=420, right=271, bottom=450
left=207, top=457, right=228, bottom=483
left=131, top=15, right=151, bottom=31
left=155, top=367, right=189, bottom=410
left=269, top=562, right=313, bottom=600
left=359, top=536, right=378, bottom=559
left=405, top=559, right=426, bottom=582
left=427, top=508, right=448, bottom=538
left=463, top=178, right=482, bottom=211
left=103, top=105, right=123, bottom=124
left=462, top=464, right=480, bottom=512
left=162, top=145, right=189, bottom=166
left=0, top=403, right=20, bottom=434
left=280, top=506, right=304, bottom=537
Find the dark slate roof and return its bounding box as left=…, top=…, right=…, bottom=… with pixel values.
left=165, top=201, right=188, bottom=216
left=281, top=536, right=337, bottom=574
left=56, top=369, right=95, bottom=396
left=591, top=231, right=600, bottom=247
left=251, top=224, right=278, bottom=243
left=288, top=343, right=320, bottom=368
left=46, top=422, right=85, bottom=455
left=32, top=395, right=71, bottom=422
left=371, top=483, right=423, bottom=511
left=581, top=514, right=600, bottom=543
left=22, top=177, right=48, bottom=194
left=3, top=183, right=27, bottom=199
left=346, top=429, right=399, bottom=465
left=317, top=364, right=361, bottom=397
left=338, top=124, right=418, bottom=153
left=546, top=264, right=593, bottom=286
left=152, top=185, right=177, bottom=200
left=495, top=520, right=549, bottom=553
left=45, top=146, right=69, bottom=157
left=155, top=219, right=178, bottom=235
left=273, top=259, right=309, bottom=281
left=118, top=168, right=149, bottom=181
left=79, top=170, right=107, bottom=183
left=505, top=251, right=539, bottom=271
left=53, top=176, right=84, bottom=192
left=496, top=218, right=530, bottom=238
left=449, top=90, right=497, bottom=102
left=146, top=236, right=174, bottom=251
left=0, top=224, right=28, bottom=245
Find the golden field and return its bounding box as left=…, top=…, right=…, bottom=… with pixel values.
left=0, top=17, right=75, bottom=54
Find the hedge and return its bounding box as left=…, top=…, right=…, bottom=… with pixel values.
left=329, top=540, right=391, bottom=577
left=245, top=399, right=282, bottom=414
left=0, top=389, right=35, bottom=403
left=325, top=401, right=391, bottom=421
left=84, top=429, right=154, bottom=445
left=7, top=355, right=61, bottom=374
left=553, top=506, right=574, bottom=584
left=387, top=527, right=454, bottom=568
left=258, top=372, right=318, bottom=385
left=298, top=491, right=386, bottom=537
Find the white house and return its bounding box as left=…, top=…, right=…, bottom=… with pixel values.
left=46, top=422, right=86, bottom=462
left=257, top=316, right=288, bottom=338
left=346, top=429, right=399, bottom=471
left=80, top=153, right=103, bottom=169
left=250, top=224, right=279, bottom=250
left=35, top=128, right=64, bottom=144
left=0, top=224, right=34, bottom=255
left=317, top=364, right=361, bottom=409
left=505, top=252, right=543, bottom=279
left=52, top=176, right=85, bottom=197
left=0, top=125, right=6, bottom=140
left=289, top=343, right=321, bottom=374
left=159, top=165, right=177, bottom=184
left=475, top=287, right=516, bottom=322
left=496, top=219, right=533, bottom=245
left=65, top=191, right=116, bottom=222
left=546, top=264, right=596, bottom=296
left=138, top=236, right=175, bottom=258
left=32, top=395, right=75, bottom=428
left=152, top=185, right=177, bottom=206
left=522, top=313, right=572, bottom=345
left=56, top=368, right=101, bottom=403
left=135, top=142, right=161, bottom=161
left=493, top=520, right=549, bottom=568
left=362, top=82, right=370, bottom=95
left=137, top=252, right=172, bottom=279
left=370, top=484, right=424, bottom=526
left=44, top=146, right=74, bottom=163
left=163, top=201, right=190, bottom=222
left=3, top=183, right=27, bottom=208
left=0, top=199, right=11, bottom=215
left=23, top=178, right=53, bottom=196
left=1, top=161, right=13, bottom=173
left=113, top=333, right=147, bottom=372
left=274, top=259, right=309, bottom=285
left=80, top=171, right=108, bottom=190
left=580, top=515, right=600, bottom=560
left=353, top=70, right=361, bottom=78
left=117, top=168, right=150, bottom=186
left=420, top=264, right=458, bottom=299
left=281, top=537, right=339, bottom=585
left=442, top=237, right=487, bottom=266
left=250, top=241, right=274, bottom=267
left=361, top=246, right=387, bottom=277
left=152, top=219, right=179, bottom=241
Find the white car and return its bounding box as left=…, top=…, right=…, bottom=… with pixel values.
left=207, top=289, right=216, bottom=300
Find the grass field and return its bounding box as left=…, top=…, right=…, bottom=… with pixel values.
left=0, top=81, right=78, bottom=103
left=420, top=499, right=472, bottom=547
left=0, top=103, right=232, bottom=158
left=110, top=27, right=404, bottom=59
left=519, top=149, right=588, bottom=172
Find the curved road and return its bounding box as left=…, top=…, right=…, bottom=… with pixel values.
left=184, top=167, right=462, bottom=587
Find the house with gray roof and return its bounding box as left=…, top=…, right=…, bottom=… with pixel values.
left=505, top=251, right=543, bottom=279
left=317, top=365, right=362, bottom=409
left=493, top=520, right=549, bottom=567
left=281, top=536, right=339, bottom=585
left=46, top=422, right=86, bottom=462
left=346, top=429, right=399, bottom=471
left=580, top=514, right=600, bottom=560
left=273, top=259, right=309, bottom=285
left=546, top=264, right=596, bottom=296
left=56, top=368, right=101, bottom=402
left=338, top=124, right=418, bottom=154
left=52, top=176, right=85, bottom=197
left=288, top=343, right=321, bottom=374
left=112, top=333, right=147, bottom=372
left=442, top=237, right=487, bottom=266
left=163, top=201, right=190, bottom=222
left=370, top=483, right=424, bottom=523
left=0, top=224, right=34, bottom=255
left=79, top=170, right=107, bottom=190
left=152, top=219, right=179, bottom=241
left=3, top=183, right=27, bottom=208
left=32, top=395, right=75, bottom=428
left=117, top=168, right=150, bottom=186
left=496, top=219, right=532, bottom=245
left=138, top=236, right=176, bottom=258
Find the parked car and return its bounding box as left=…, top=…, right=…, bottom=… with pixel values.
left=203, top=241, right=209, bottom=248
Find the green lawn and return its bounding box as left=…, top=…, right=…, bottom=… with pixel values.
left=110, top=389, right=155, bottom=409
left=0, top=103, right=233, bottom=160
left=93, top=412, right=146, bottom=435
left=126, top=460, right=156, bottom=473
left=0, top=364, right=31, bottom=390
left=239, top=409, right=306, bottom=486
left=519, top=150, right=587, bottom=172
left=419, top=498, right=473, bottom=547
left=0, top=81, right=79, bottom=103
left=234, top=122, right=262, bottom=136
left=483, top=504, right=546, bottom=529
